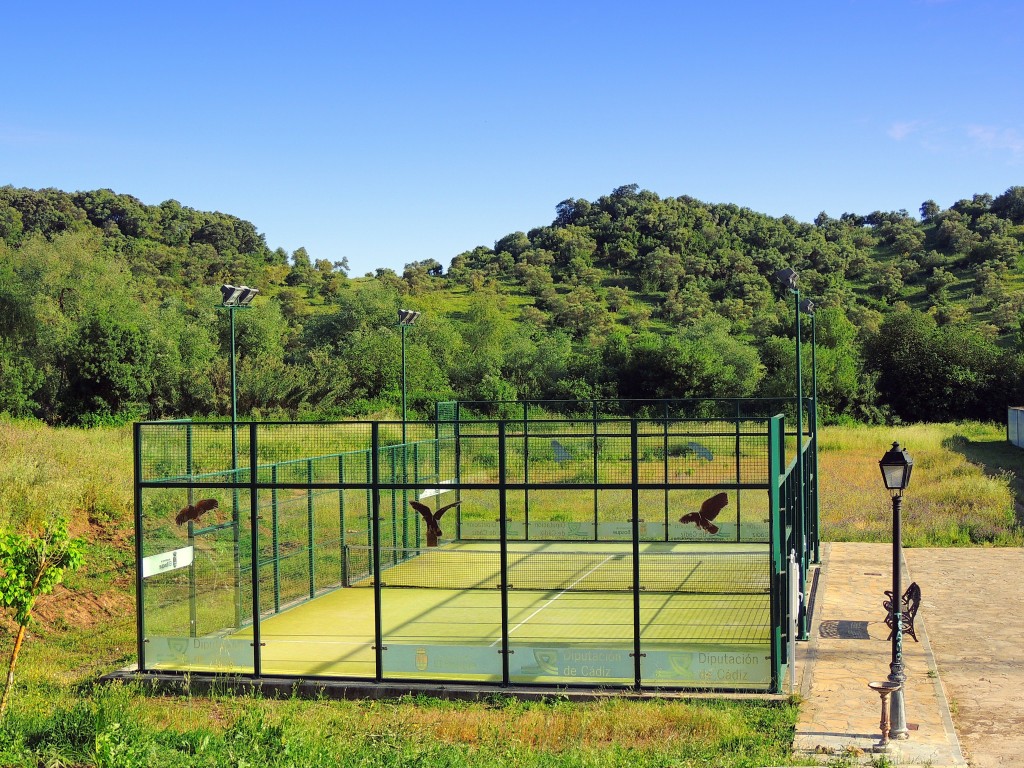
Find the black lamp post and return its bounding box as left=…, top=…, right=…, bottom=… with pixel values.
left=800, top=298, right=820, bottom=564
left=879, top=441, right=914, bottom=740
left=774, top=267, right=808, bottom=638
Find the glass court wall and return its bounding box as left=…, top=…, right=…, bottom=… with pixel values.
left=134, top=409, right=815, bottom=693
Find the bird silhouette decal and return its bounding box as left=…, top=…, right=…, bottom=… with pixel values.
left=551, top=439, right=571, bottom=465
left=175, top=498, right=219, bottom=526
left=409, top=499, right=462, bottom=547
left=685, top=441, right=713, bottom=462
left=679, top=492, right=728, bottom=534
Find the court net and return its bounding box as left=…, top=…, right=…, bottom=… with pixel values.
left=343, top=545, right=770, bottom=595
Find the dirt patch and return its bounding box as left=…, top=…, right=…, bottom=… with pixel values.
left=28, top=585, right=132, bottom=633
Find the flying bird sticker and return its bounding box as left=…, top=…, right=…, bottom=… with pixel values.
left=175, top=498, right=219, bottom=526
left=679, top=492, right=728, bottom=535
left=551, top=440, right=572, bottom=465
left=410, top=499, right=462, bottom=547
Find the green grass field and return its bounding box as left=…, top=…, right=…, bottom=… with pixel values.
left=1, top=417, right=1021, bottom=766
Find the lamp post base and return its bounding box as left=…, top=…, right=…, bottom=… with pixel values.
left=889, top=687, right=909, bottom=740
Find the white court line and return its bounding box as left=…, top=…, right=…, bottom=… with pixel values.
left=489, top=554, right=616, bottom=647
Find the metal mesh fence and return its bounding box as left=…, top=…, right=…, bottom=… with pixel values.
left=136, top=409, right=813, bottom=692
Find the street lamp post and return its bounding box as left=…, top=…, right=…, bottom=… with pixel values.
left=397, top=309, right=420, bottom=446
left=879, top=441, right=914, bottom=740
left=800, top=298, right=820, bottom=564
left=774, top=268, right=807, bottom=638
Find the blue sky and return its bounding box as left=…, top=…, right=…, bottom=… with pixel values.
left=2, top=1, right=1022, bottom=276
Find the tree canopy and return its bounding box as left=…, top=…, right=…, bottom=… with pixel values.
left=2, top=183, right=1024, bottom=426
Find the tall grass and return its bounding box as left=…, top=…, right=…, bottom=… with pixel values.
left=818, top=422, right=1022, bottom=546
left=0, top=682, right=803, bottom=768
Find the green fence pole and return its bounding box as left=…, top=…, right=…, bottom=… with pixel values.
left=412, top=442, right=421, bottom=546
left=735, top=400, right=742, bottom=542
left=365, top=451, right=373, bottom=554
left=523, top=403, right=529, bottom=540
left=307, top=459, right=315, bottom=599
left=389, top=448, right=398, bottom=556
left=186, top=422, right=198, bottom=637
left=499, top=421, right=510, bottom=685
left=593, top=401, right=600, bottom=541
left=133, top=423, right=146, bottom=672
left=249, top=422, right=262, bottom=677
left=272, top=465, right=280, bottom=612
left=630, top=419, right=643, bottom=690
left=339, top=454, right=346, bottom=584
left=371, top=423, right=384, bottom=682
left=768, top=415, right=784, bottom=694
left=663, top=403, right=670, bottom=540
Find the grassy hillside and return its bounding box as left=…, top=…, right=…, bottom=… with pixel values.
left=3, top=185, right=1024, bottom=428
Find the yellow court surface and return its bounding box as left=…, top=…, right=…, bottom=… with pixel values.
left=229, top=541, right=774, bottom=688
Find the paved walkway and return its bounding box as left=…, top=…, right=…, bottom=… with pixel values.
left=794, top=543, right=967, bottom=766
left=901, top=548, right=1024, bottom=768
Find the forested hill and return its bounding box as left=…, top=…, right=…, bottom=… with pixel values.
left=2, top=183, right=1024, bottom=427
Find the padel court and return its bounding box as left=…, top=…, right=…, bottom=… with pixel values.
left=134, top=399, right=816, bottom=694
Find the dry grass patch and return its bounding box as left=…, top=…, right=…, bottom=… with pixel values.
left=818, top=422, right=1022, bottom=546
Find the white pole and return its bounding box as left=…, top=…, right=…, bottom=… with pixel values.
left=789, top=549, right=802, bottom=694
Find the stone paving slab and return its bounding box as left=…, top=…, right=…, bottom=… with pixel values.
left=794, top=542, right=966, bottom=766
left=902, top=548, right=1024, bottom=768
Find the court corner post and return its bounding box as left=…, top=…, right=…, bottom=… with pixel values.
left=767, top=415, right=784, bottom=694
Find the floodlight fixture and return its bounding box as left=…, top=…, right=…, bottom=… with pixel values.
left=398, top=309, right=421, bottom=325
left=236, top=286, right=259, bottom=306
left=773, top=267, right=798, bottom=292
left=220, top=284, right=259, bottom=307
left=800, top=298, right=816, bottom=315
left=221, top=284, right=244, bottom=305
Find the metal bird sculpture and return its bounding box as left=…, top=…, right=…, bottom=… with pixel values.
left=678, top=492, right=728, bottom=535
left=409, top=499, right=462, bottom=547
left=175, top=498, right=219, bottom=526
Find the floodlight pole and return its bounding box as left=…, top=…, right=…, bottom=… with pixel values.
left=809, top=307, right=819, bottom=564
left=217, top=285, right=258, bottom=629
left=793, top=288, right=807, bottom=638
left=801, top=298, right=820, bottom=565
left=774, top=268, right=807, bottom=640
left=397, top=310, right=419, bottom=446
left=401, top=322, right=409, bottom=446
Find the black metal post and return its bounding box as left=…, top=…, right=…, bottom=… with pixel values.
left=888, top=493, right=908, bottom=738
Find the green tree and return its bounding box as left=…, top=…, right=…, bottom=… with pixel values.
left=0, top=517, right=85, bottom=716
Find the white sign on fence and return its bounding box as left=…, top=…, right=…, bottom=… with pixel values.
left=141, top=546, right=194, bottom=578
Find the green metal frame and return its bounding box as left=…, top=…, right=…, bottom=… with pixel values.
left=134, top=402, right=815, bottom=694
